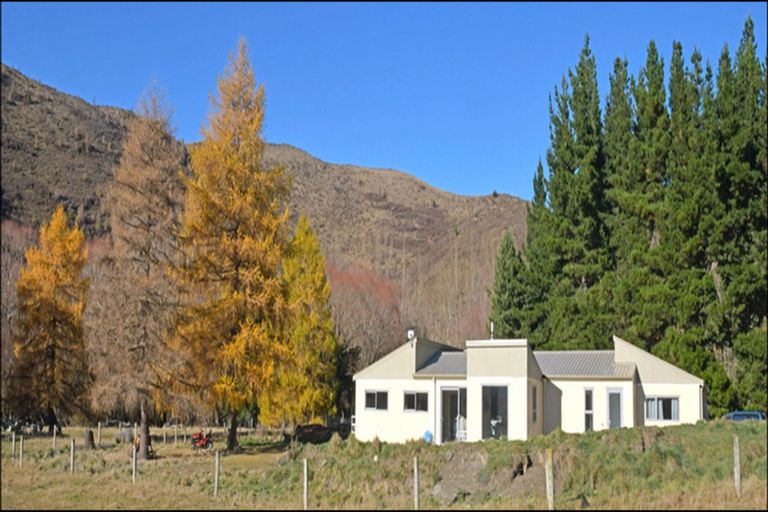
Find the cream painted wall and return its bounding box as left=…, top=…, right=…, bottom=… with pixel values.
left=527, top=379, right=544, bottom=437
left=353, top=343, right=414, bottom=380
left=465, top=376, right=528, bottom=441
left=527, top=350, right=544, bottom=437
left=542, top=379, right=562, bottom=434
left=640, top=382, right=703, bottom=426
left=354, top=378, right=434, bottom=443
left=547, top=379, right=635, bottom=433
left=466, top=345, right=528, bottom=377
left=613, top=336, right=704, bottom=385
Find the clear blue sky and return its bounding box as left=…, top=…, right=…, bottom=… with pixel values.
left=2, top=2, right=766, bottom=200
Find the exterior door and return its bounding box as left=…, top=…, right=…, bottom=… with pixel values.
left=441, top=388, right=467, bottom=443
left=608, top=391, right=622, bottom=429
left=441, top=390, right=458, bottom=442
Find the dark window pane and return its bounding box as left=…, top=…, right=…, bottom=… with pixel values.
left=377, top=392, right=388, bottom=410
left=585, top=413, right=593, bottom=431
left=416, top=393, right=428, bottom=411
left=404, top=393, right=415, bottom=411
left=585, top=390, right=592, bottom=411
left=365, top=392, right=376, bottom=409
left=482, top=386, right=508, bottom=439
left=660, top=398, right=676, bottom=420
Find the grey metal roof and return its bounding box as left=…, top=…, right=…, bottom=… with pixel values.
left=416, top=351, right=467, bottom=376
left=533, top=350, right=636, bottom=379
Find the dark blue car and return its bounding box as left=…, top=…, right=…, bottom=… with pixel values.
left=721, top=410, right=766, bottom=421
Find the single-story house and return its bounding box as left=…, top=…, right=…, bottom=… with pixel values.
left=352, top=333, right=706, bottom=444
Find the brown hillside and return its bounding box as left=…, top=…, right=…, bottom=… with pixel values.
left=0, top=63, right=528, bottom=350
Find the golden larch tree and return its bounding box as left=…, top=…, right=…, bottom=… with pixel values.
left=259, top=215, right=338, bottom=430
left=9, top=206, right=90, bottom=432
left=172, top=38, right=290, bottom=451
left=86, top=86, right=187, bottom=459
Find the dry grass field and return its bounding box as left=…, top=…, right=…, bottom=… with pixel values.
left=1, top=420, right=766, bottom=510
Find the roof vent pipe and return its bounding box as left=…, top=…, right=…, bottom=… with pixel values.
left=490, top=321, right=494, bottom=340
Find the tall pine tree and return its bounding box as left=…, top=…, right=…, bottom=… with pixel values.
left=489, top=231, right=528, bottom=338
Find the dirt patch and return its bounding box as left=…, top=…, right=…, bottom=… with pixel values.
left=432, top=447, right=487, bottom=504
left=430, top=446, right=569, bottom=505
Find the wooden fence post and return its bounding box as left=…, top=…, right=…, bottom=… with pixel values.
left=18, top=436, right=23, bottom=468
left=733, top=436, right=741, bottom=497
left=213, top=450, right=221, bottom=498
left=132, top=443, right=137, bottom=483
left=70, top=439, right=75, bottom=474
left=53, top=425, right=57, bottom=450
left=413, top=456, right=420, bottom=510
left=97, top=422, right=101, bottom=447
left=163, top=430, right=167, bottom=444
left=11, top=431, right=16, bottom=458
left=133, top=422, right=137, bottom=440
left=545, top=448, right=554, bottom=510
left=183, top=426, right=187, bottom=443
left=303, top=458, right=308, bottom=510
left=174, top=425, right=178, bottom=445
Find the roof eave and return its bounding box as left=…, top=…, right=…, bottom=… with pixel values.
left=413, top=373, right=467, bottom=379
left=543, top=374, right=635, bottom=381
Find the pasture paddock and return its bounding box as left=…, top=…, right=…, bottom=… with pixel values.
left=1, top=421, right=766, bottom=510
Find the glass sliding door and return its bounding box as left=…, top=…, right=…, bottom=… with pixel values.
left=481, top=386, right=508, bottom=439
left=441, top=388, right=467, bottom=442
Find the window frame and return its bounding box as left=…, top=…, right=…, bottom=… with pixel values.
left=365, top=390, right=389, bottom=411
left=481, top=385, right=508, bottom=440
left=404, top=391, right=428, bottom=412
left=532, top=385, right=538, bottom=423
left=584, top=388, right=594, bottom=432
left=645, top=396, right=679, bottom=421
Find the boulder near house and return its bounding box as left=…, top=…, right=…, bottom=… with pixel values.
left=352, top=333, right=707, bottom=444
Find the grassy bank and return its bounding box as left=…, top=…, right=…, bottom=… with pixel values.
left=1, top=420, right=766, bottom=509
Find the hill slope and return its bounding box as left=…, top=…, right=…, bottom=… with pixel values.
left=1, top=63, right=528, bottom=349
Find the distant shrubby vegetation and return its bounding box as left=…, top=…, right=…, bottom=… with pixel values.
left=491, top=18, right=766, bottom=417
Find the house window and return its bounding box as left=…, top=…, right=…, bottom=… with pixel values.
left=584, top=389, right=593, bottom=431
left=645, top=397, right=679, bottom=421
left=481, top=386, right=508, bottom=439
left=404, top=392, right=428, bottom=412
left=532, top=385, right=538, bottom=423
left=365, top=391, right=388, bottom=410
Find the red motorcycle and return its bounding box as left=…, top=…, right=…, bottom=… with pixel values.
left=191, top=430, right=213, bottom=451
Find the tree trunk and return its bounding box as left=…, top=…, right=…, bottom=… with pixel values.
left=46, top=405, right=59, bottom=435
left=227, top=410, right=239, bottom=451
left=138, top=399, right=151, bottom=460
left=84, top=428, right=95, bottom=450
